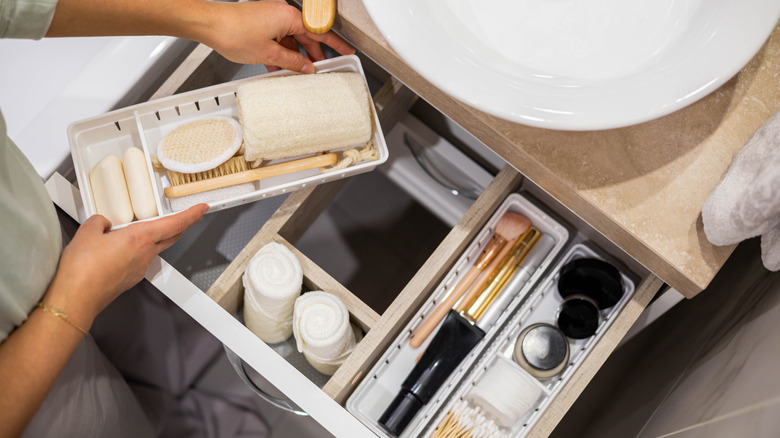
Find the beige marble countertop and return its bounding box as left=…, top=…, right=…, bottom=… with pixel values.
left=333, top=2, right=780, bottom=298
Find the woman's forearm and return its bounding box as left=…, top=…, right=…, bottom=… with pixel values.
left=45, top=0, right=354, bottom=69
left=0, top=303, right=87, bottom=438
left=45, top=0, right=212, bottom=41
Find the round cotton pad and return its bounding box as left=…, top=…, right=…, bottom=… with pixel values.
left=157, top=116, right=243, bottom=173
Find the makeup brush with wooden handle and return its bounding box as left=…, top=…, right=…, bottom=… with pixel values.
left=408, top=212, right=530, bottom=348
left=456, top=228, right=540, bottom=315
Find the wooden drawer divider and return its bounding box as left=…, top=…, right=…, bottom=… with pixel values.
left=205, top=75, right=526, bottom=403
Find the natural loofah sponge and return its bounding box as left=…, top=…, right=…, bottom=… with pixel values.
left=157, top=116, right=243, bottom=173
left=236, top=72, right=373, bottom=163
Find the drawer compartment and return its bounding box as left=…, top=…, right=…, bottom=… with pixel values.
left=206, top=164, right=525, bottom=401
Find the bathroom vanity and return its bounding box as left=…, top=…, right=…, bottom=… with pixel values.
left=45, top=3, right=780, bottom=437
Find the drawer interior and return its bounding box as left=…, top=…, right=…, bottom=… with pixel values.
left=195, top=56, right=664, bottom=436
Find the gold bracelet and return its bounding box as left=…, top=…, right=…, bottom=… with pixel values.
left=36, top=302, right=89, bottom=336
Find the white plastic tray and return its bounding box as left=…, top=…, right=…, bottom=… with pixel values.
left=67, top=55, right=387, bottom=228
left=346, top=193, right=570, bottom=438
left=421, top=243, right=638, bottom=438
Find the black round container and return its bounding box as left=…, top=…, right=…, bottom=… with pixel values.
left=556, top=294, right=600, bottom=339
left=557, top=257, right=623, bottom=309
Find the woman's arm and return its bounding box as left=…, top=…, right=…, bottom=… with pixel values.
left=0, top=205, right=207, bottom=438
left=46, top=0, right=354, bottom=72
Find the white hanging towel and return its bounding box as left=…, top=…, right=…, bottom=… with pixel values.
left=702, top=110, right=780, bottom=271
left=292, top=291, right=356, bottom=376
left=243, top=242, right=303, bottom=343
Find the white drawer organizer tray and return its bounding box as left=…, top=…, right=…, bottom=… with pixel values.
left=347, top=193, right=571, bottom=438
left=420, top=243, right=637, bottom=438
left=67, top=55, right=387, bottom=227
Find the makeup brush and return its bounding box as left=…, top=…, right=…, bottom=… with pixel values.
left=477, top=234, right=556, bottom=330
left=456, top=228, right=540, bottom=316
left=379, top=230, right=541, bottom=436
left=409, top=212, right=530, bottom=348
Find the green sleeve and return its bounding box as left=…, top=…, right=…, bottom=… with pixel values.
left=0, top=0, right=59, bottom=39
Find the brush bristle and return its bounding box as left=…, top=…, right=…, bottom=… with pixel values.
left=167, top=155, right=250, bottom=186
left=495, top=212, right=531, bottom=240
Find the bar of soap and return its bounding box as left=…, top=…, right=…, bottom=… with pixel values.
left=122, top=147, right=158, bottom=220
left=89, top=154, right=134, bottom=226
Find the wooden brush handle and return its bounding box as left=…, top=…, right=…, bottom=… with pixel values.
left=409, top=266, right=480, bottom=349
left=454, top=238, right=518, bottom=313
left=302, top=0, right=336, bottom=34
left=163, top=153, right=338, bottom=198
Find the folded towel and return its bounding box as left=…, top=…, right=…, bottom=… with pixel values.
left=243, top=242, right=303, bottom=343
left=292, top=291, right=356, bottom=376
left=702, top=110, right=780, bottom=271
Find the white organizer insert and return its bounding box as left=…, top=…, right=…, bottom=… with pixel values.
left=420, top=243, right=638, bottom=438
left=346, top=193, right=570, bottom=438
left=67, top=55, right=387, bottom=228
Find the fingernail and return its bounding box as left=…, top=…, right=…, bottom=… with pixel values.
left=200, top=204, right=209, bottom=214
left=302, top=63, right=314, bottom=74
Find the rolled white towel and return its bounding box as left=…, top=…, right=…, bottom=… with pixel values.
left=292, top=291, right=356, bottom=376
left=243, top=242, right=303, bottom=343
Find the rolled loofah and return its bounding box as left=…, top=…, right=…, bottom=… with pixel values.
left=237, top=72, right=373, bottom=163
left=467, top=356, right=543, bottom=427
left=292, top=291, right=356, bottom=376
left=702, top=110, right=780, bottom=271
left=243, top=242, right=303, bottom=343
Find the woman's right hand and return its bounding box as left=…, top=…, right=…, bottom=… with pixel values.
left=41, top=204, right=208, bottom=332
left=193, top=0, right=354, bottom=73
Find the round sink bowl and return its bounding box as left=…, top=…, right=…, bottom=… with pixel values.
left=363, top=0, right=780, bottom=130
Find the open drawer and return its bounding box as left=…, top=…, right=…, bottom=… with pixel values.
left=195, top=153, right=663, bottom=436
left=48, top=50, right=664, bottom=436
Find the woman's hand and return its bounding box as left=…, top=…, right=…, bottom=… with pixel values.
left=47, top=0, right=354, bottom=74
left=42, top=204, right=208, bottom=331
left=196, top=0, right=354, bottom=72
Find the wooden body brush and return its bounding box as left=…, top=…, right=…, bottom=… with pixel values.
left=163, top=153, right=338, bottom=198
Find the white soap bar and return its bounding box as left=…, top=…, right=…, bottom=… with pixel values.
left=89, top=154, right=134, bottom=226
left=122, top=147, right=158, bottom=220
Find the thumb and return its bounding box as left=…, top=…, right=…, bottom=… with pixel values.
left=81, top=214, right=113, bottom=234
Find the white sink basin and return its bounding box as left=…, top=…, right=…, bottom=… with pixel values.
left=363, top=0, right=780, bottom=130
left=0, top=36, right=192, bottom=178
